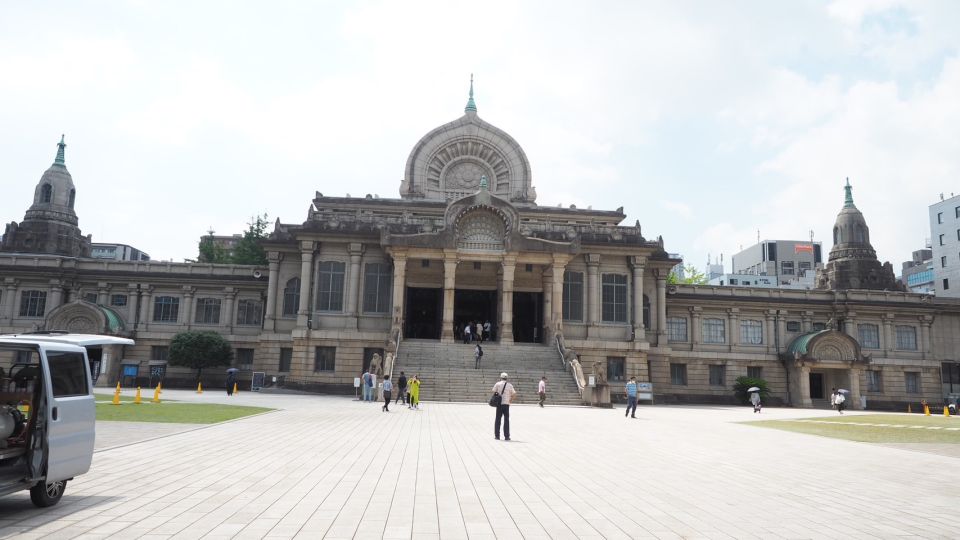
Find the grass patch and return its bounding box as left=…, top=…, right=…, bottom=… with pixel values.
left=96, top=401, right=272, bottom=424
left=747, top=414, right=960, bottom=444
left=94, top=393, right=170, bottom=403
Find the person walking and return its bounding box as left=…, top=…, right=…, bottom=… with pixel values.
left=830, top=387, right=838, bottom=411
left=226, top=370, right=237, bottom=396
left=366, top=369, right=377, bottom=402
left=538, top=376, right=547, bottom=407
left=476, top=321, right=483, bottom=343
left=463, top=322, right=472, bottom=344
left=409, top=375, right=421, bottom=410
left=382, top=375, right=393, bottom=412
left=750, top=390, right=762, bottom=413
left=493, top=373, right=517, bottom=440
left=624, top=376, right=638, bottom=418
left=484, top=320, right=492, bottom=341
left=474, top=343, right=483, bottom=369
left=361, top=370, right=371, bottom=401
left=835, top=389, right=846, bottom=414
left=396, top=371, right=408, bottom=404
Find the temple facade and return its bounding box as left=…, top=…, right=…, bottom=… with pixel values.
left=1, top=84, right=958, bottom=409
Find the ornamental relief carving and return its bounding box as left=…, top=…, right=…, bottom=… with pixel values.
left=426, top=139, right=511, bottom=195
left=456, top=209, right=507, bottom=251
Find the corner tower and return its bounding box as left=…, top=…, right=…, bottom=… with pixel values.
left=815, top=179, right=901, bottom=291
left=1, top=136, right=92, bottom=257
left=400, top=76, right=536, bottom=204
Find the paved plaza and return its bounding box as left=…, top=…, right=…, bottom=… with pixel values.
left=0, top=389, right=958, bottom=539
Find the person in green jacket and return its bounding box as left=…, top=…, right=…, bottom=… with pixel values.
left=408, top=375, right=421, bottom=410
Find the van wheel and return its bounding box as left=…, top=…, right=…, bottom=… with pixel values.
left=30, top=480, right=66, bottom=507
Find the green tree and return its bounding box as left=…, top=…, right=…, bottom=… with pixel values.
left=168, top=331, right=233, bottom=382
left=668, top=264, right=709, bottom=285
left=733, top=376, right=770, bottom=404
left=198, top=233, right=229, bottom=263
left=230, top=213, right=269, bottom=266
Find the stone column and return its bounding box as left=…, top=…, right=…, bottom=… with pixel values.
left=181, top=286, right=195, bottom=330
left=97, top=282, right=109, bottom=306
left=802, top=311, right=813, bottom=333
left=390, top=253, right=407, bottom=333
left=139, top=286, right=154, bottom=332
left=441, top=255, right=458, bottom=343
left=550, top=257, right=566, bottom=338
left=264, top=253, right=281, bottom=331
left=127, top=284, right=139, bottom=328
left=656, top=271, right=668, bottom=346
left=844, top=311, right=858, bottom=340
left=765, top=310, right=776, bottom=354
left=2, top=279, right=17, bottom=321
left=848, top=368, right=862, bottom=410
left=345, top=243, right=364, bottom=328
left=690, top=306, right=702, bottom=349
left=630, top=256, right=646, bottom=342
left=48, top=279, right=63, bottom=315
left=297, top=241, right=314, bottom=328
left=920, top=315, right=933, bottom=359
left=224, top=287, right=237, bottom=332
left=727, top=307, right=739, bottom=352
left=882, top=313, right=895, bottom=355
left=500, top=255, right=517, bottom=343
left=585, top=254, right=600, bottom=332
left=799, top=365, right=812, bottom=407
left=96, top=345, right=117, bottom=388
left=542, top=268, right=553, bottom=342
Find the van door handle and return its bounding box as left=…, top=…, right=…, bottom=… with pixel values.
left=52, top=407, right=58, bottom=421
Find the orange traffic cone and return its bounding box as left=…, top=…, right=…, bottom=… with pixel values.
left=197, top=382, right=203, bottom=394
left=134, top=387, right=142, bottom=404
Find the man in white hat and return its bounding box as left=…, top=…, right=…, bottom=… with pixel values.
left=493, top=372, right=517, bottom=440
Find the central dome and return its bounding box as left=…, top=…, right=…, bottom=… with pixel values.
left=400, top=79, right=536, bottom=204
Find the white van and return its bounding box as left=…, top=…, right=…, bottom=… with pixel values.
left=0, top=333, right=134, bottom=507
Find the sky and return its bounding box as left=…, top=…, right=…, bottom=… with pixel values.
left=1, top=0, right=959, bottom=274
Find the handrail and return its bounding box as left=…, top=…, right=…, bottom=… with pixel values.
left=555, top=333, right=586, bottom=397
left=385, top=326, right=402, bottom=383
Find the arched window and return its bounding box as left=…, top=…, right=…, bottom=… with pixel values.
left=854, top=224, right=866, bottom=243
left=282, top=277, right=300, bottom=317
left=642, top=294, right=651, bottom=329
left=833, top=226, right=840, bottom=244
left=41, top=184, right=52, bottom=203
left=69, top=189, right=76, bottom=208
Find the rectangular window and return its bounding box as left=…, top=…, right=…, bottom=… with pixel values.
left=942, top=256, right=948, bottom=268
left=812, top=322, right=826, bottom=331
left=236, top=299, right=263, bottom=326
left=47, top=351, right=90, bottom=397
left=279, top=348, right=293, bottom=372
left=562, top=271, right=584, bottom=321
left=666, top=317, right=688, bottom=342
left=781, top=261, right=795, bottom=275
left=18, top=290, right=47, bottom=318
left=194, top=298, right=222, bottom=325
left=670, top=363, right=687, bottom=386
left=421, top=259, right=430, bottom=268
left=798, top=261, right=812, bottom=272
left=729, top=278, right=738, bottom=285
left=317, top=261, right=346, bottom=312
left=866, top=370, right=882, bottom=392
left=83, top=292, right=98, bottom=303
left=740, top=320, right=763, bottom=345
left=940, top=234, right=945, bottom=245
left=747, top=366, right=763, bottom=379
left=153, top=296, right=179, bottom=322
left=904, top=371, right=920, bottom=394
left=601, top=273, right=628, bottom=323
left=110, top=294, right=128, bottom=307
left=895, top=325, right=917, bottom=350
left=702, top=318, right=726, bottom=344
left=956, top=206, right=960, bottom=219
left=314, top=346, right=336, bottom=372
left=606, top=357, right=625, bottom=382
left=151, top=346, right=169, bottom=361
left=362, top=262, right=392, bottom=314
left=938, top=211, right=943, bottom=224
left=236, top=348, right=254, bottom=370
left=709, top=365, right=726, bottom=387
left=786, top=321, right=801, bottom=332
left=858, top=323, right=880, bottom=349
left=945, top=278, right=950, bottom=290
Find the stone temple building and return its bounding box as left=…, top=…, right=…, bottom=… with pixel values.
left=2, top=83, right=959, bottom=409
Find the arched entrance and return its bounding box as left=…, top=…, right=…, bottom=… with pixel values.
left=785, top=330, right=867, bottom=409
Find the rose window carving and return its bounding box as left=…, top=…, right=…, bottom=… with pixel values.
left=426, top=139, right=512, bottom=197
left=457, top=210, right=506, bottom=251
left=444, top=161, right=488, bottom=190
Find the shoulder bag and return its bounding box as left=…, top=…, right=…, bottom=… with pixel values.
left=489, top=381, right=505, bottom=407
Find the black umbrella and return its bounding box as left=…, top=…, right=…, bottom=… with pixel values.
left=226, top=368, right=239, bottom=375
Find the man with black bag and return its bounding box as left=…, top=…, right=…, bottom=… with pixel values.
left=491, top=372, right=517, bottom=441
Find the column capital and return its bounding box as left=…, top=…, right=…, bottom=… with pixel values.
left=223, top=287, right=238, bottom=297
left=299, top=240, right=316, bottom=253
left=727, top=307, right=739, bottom=316
left=348, top=242, right=365, bottom=256
left=919, top=314, right=934, bottom=326
left=585, top=253, right=601, bottom=266
left=628, top=255, right=647, bottom=269
left=181, top=285, right=196, bottom=297
left=268, top=251, right=283, bottom=264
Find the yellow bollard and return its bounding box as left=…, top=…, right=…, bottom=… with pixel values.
left=197, top=382, right=203, bottom=394
left=111, top=384, right=121, bottom=405
left=134, top=387, right=142, bottom=404
left=945, top=406, right=951, bottom=418
left=924, top=404, right=931, bottom=416
left=907, top=404, right=912, bottom=414
left=152, top=383, right=161, bottom=403
left=233, top=382, right=239, bottom=395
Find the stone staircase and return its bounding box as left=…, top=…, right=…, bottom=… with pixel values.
left=392, top=340, right=584, bottom=405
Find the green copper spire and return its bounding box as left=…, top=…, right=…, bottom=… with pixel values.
left=843, top=177, right=854, bottom=208
left=54, top=134, right=66, bottom=166
left=464, top=74, right=477, bottom=113
left=479, top=175, right=488, bottom=191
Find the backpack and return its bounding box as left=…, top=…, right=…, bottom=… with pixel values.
left=365, top=373, right=373, bottom=387
left=477, top=346, right=483, bottom=357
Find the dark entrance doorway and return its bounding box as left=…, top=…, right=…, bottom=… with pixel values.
left=454, top=290, right=497, bottom=341
left=404, top=287, right=442, bottom=339
left=809, top=372, right=824, bottom=400
left=512, top=292, right=543, bottom=343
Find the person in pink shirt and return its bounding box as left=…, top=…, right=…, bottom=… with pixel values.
left=493, top=373, right=517, bottom=440
left=537, top=376, right=547, bottom=407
